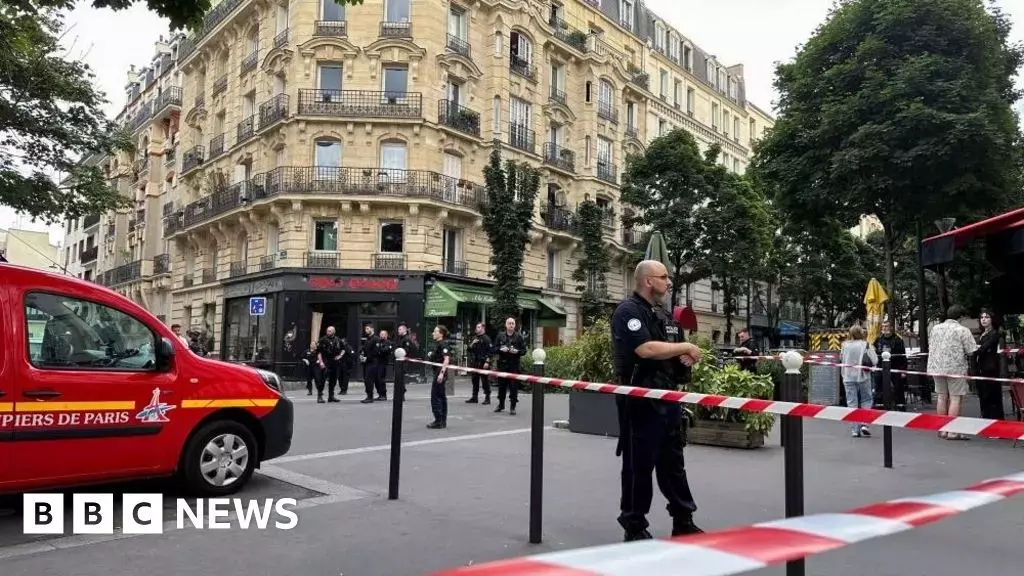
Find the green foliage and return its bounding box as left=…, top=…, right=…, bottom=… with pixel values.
left=572, top=200, right=610, bottom=328
left=688, top=344, right=777, bottom=435
left=0, top=3, right=134, bottom=223
left=752, top=0, right=1024, bottom=320
left=481, top=148, right=540, bottom=326
left=85, top=0, right=366, bottom=31
left=569, top=319, right=616, bottom=384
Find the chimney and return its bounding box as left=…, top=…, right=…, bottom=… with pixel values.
left=124, top=65, right=140, bottom=89
left=727, top=63, right=744, bottom=79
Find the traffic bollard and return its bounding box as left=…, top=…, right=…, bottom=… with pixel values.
left=781, top=351, right=805, bottom=576
left=529, top=348, right=546, bottom=545
left=388, top=348, right=407, bottom=500
left=882, top=351, right=893, bottom=469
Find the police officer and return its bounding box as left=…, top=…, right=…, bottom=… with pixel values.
left=466, top=321, right=493, bottom=404
left=360, top=323, right=380, bottom=404
left=376, top=328, right=395, bottom=401
left=426, top=325, right=453, bottom=429
left=337, top=336, right=354, bottom=395
left=611, top=260, right=703, bottom=541
left=493, top=317, right=526, bottom=415
left=316, top=326, right=343, bottom=403
left=394, top=322, right=418, bottom=399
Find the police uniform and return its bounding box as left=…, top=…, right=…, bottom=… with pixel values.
left=360, top=331, right=381, bottom=403
left=467, top=332, right=493, bottom=404
left=611, top=292, right=699, bottom=540
left=316, top=334, right=343, bottom=402
left=337, top=338, right=354, bottom=395
left=493, top=331, right=526, bottom=414
left=375, top=335, right=394, bottom=400
left=426, top=339, right=452, bottom=428
left=395, top=331, right=418, bottom=398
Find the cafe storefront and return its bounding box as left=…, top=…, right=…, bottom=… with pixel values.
left=221, top=270, right=426, bottom=380
left=424, top=278, right=567, bottom=362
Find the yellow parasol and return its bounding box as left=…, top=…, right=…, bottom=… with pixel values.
left=863, top=278, right=889, bottom=345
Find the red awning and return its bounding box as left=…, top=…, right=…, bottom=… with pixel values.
left=922, top=206, right=1024, bottom=249
left=674, top=306, right=698, bottom=331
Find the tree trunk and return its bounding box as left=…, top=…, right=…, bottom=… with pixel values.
left=723, top=278, right=734, bottom=344
left=882, top=226, right=897, bottom=323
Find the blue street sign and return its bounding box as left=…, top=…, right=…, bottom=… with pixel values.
left=249, top=297, right=266, bottom=316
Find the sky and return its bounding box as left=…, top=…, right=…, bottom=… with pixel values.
left=2, top=0, right=1023, bottom=246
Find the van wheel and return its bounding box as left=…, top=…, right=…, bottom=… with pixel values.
left=181, top=420, right=258, bottom=497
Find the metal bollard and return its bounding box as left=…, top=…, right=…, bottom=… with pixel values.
left=388, top=348, right=407, bottom=500
left=781, top=351, right=805, bottom=576
left=882, top=351, right=893, bottom=469
left=529, top=348, right=546, bottom=545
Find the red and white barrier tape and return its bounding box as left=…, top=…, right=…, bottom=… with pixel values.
left=428, top=471, right=1024, bottom=576
left=402, top=359, right=1024, bottom=440
left=800, top=358, right=1024, bottom=385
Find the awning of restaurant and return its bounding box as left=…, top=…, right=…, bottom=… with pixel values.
left=778, top=320, right=804, bottom=337
left=921, top=207, right=1024, bottom=268
left=425, top=281, right=567, bottom=327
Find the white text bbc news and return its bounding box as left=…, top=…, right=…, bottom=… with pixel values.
left=23, top=494, right=299, bottom=535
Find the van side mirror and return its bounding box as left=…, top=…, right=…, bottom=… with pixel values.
left=156, top=337, right=175, bottom=371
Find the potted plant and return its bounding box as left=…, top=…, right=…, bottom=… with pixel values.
left=567, top=319, right=621, bottom=437
left=685, top=345, right=776, bottom=449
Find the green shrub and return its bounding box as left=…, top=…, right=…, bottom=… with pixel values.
left=689, top=343, right=776, bottom=435
left=569, top=319, right=615, bottom=384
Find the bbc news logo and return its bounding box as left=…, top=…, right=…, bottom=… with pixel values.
left=23, top=494, right=299, bottom=535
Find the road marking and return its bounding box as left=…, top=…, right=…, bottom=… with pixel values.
left=258, top=464, right=371, bottom=501
left=268, top=427, right=546, bottom=464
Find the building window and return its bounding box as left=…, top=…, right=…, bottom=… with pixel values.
left=626, top=101, right=636, bottom=128
left=711, top=103, right=719, bottom=128
left=668, top=34, right=678, bottom=60
left=686, top=87, right=695, bottom=114
left=654, top=23, right=665, bottom=51
left=659, top=70, right=668, bottom=98
left=673, top=80, right=681, bottom=107
left=382, top=65, right=408, bottom=97
left=584, top=135, right=591, bottom=165
left=314, top=220, right=337, bottom=251
left=733, top=158, right=740, bottom=173
left=597, top=136, right=612, bottom=164
left=266, top=224, right=279, bottom=255
left=318, top=64, right=342, bottom=91
left=598, top=79, right=613, bottom=109
left=384, top=0, right=409, bottom=22
left=379, top=221, right=404, bottom=252
left=510, top=30, right=532, bottom=65
left=723, top=110, right=730, bottom=135
left=321, top=0, right=344, bottom=20
left=448, top=5, right=467, bottom=40
left=658, top=119, right=667, bottom=136
left=442, top=228, right=462, bottom=267
left=734, top=117, right=741, bottom=140
left=314, top=139, right=342, bottom=167
left=619, top=0, right=633, bottom=29
left=492, top=96, right=501, bottom=135
left=749, top=118, right=757, bottom=143
left=380, top=141, right=408, bottom=182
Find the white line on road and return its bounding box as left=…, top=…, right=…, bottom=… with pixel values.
left=268, top=427, right=546, bottom=465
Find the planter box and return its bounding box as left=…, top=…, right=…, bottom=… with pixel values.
left=569, top=389, right=620, bottom=437
left=688, top=419, right=765, bottom=449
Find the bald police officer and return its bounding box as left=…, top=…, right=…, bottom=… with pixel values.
left=611, top=260, right=704, bottom=541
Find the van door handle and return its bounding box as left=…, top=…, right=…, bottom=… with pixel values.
left=22, top=389, right=62, bottom=399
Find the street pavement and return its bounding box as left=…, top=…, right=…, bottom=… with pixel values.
left=2, top=381, right=1023, bottom=576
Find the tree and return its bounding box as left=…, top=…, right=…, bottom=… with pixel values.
left=572, top=199, right=610, bottom=328
left=752, top=0, right=1024, bottom=322
left=481, top=148, right=539, bottom=325
left=621, top=128, right=715, bottom=306
left=90, top=0, right=367, bottom=31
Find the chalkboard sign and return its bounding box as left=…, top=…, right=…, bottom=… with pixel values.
left=808, top=363, right=841, bottom=406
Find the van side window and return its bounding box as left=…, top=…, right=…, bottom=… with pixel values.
left=25, top=292, right=157, bottom=371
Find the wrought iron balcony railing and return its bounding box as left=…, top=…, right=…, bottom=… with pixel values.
left=181, top=145, right=205, bottom=174
left=373, top=252, right=406, bottom=270
left=549, top=87, right=566, bottom=105
left=509, top=55, right=536, bottom=80
left=236, top=116, right=254, bottom=143
left=442, top=259, right=468, bottom=276
left=509, top=124, right=535, bottom=154
left=258, top=93, right=289, bottom=130
left=209, top=134, right=225, bottom=158
left=315, top=20, right=347, bottom=36
left=229, top=261, right=247, bottom=277
left=80, top=245, right=98, bottom=264
left=212, top=75, right=228, bottom=97
left=596, top=160, right=617, bottom=184
left=543, top=142, right=575, bottom=172
left=297, top=89, right=422, bottom=119
left=380, top=21, right=411, bottom=38
left=597, top=102, right=619, bottom=123
left=543, top=205, right=575, bottom=233
left=154, top=253, right=170, bottom=275
left=259, top=254, right=278, bottom=271
left=546, top=277, right=565, bottom=291
left=241, top=51, right=258, bottom=74
left=446, top=34, right=470, bottom=58
left=306, top=251, right=341, bottom=268
left=438, top=100, right=480, bottom=136
left=155, top=86, right=182, bottom=112
left=274, top=29, right=288, bottom=48
left=548, top=17, right=589, bottom=53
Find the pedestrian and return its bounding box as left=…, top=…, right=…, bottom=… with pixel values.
left=170, top=323, right=190, bottom=348
left=395, top=323, right=419, bottom=400
left=426, top=325, right=453, bottom=429
left=972, top=309, right=1003, bottom=420
left=337, top=336, right=354, bottom=395
left=376, top=328, right=394, bottom=401
left=493, top=317, right=526, bottom=415
left=302, top=341, right=319, bottom=396
left=315, top=326, right=343, bottom=403
left=873, top=320, right=908, bottom=410
left=611, top=260, right=704, bottom=542
left=927, top=304, right=979, bottom=439
left=359, top=323, right=380, bottom=404
left=840, top=325, right=877, bottom=437
left=466, top=321, right=493, bottom=404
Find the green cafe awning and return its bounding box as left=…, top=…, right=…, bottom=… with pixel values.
left=425, top=281, right=566, bottom=327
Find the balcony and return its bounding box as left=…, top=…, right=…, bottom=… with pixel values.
left=201, top=269, right=217, bottom=284
left=543, top=143, right=575, bottom=173
left=258, top=94, right=289, bottom=130
left=181, top=145, right=205, bottom=174
left=177, top=0, right=244, bottom=63
left=543, top=205, right=575, bottom=233
left=546, top=277, right=565, bottom=291
left=154, top=253, right=170, bottom=275
left=240, top=51, right=258, bottom=74
left=164, top=211, right=183, bottom=236
left=446, top=34, right=470, bottom=58
left=108, top=260, right=142, bottom=286
left=194, top=93, right=205, bottom=109
left=258, top=254, right=278, bottom=271
left=274, top=29, right=288, bottom=48
left=549, top=87, right=566, bottom=105
left=622, top=228, right=640, bottom=247
left=211, top=75, right=228, bottom=97
left=592, top=37, right=626, bottom=62
left=133, top=156, right=149, bottom=175
left=297, top=89, right=421, bottom=119
left=236, top=117, right=254, bottom=143
left=380, top=21, right=411, bottom=38
left=625, top=125, right=639, bottom=140
left=627, top=67, right=650, bottom=91
left=509, top=124, right=535, bottom=154
left=306, top=251, right=340, bottom=269
left=209, top=134, right=225, bottom=158
left=442, top=259, right=468, bottom=277
left=83, top=214, right=101, bottom=229
left=154, top=86, right=182, bottom=115
left=172, top=166, right=484, bottom=231
left=80, top=245, right=98, bottom=264
left=437, top=100, right=480, bottom=136
left=597, top=102, right=619, bottom=124
left=315, top=20, right=347, bottom=36
left=509, top=55, right=536, bottom=81
left=548, top=17, right=588, bottom=53
left=164, top=147, right=176, bottom=166
left=229, top=261, right=247, bottom=278
left=106, top=223, right=116, bottom=237
left=126, top=102, right=152, bottom=132
left=596, top=160, right=617, bottom=184
left=373, top=253, right=406, bottom=270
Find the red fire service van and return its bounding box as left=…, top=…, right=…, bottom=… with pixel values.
left=0, top=263, right=293, bottom=496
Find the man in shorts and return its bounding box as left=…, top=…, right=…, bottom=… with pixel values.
left=926, top=304, right=978, bottom=440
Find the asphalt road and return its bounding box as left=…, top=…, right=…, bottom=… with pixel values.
left=2, top=381, right=1023, bottom=576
